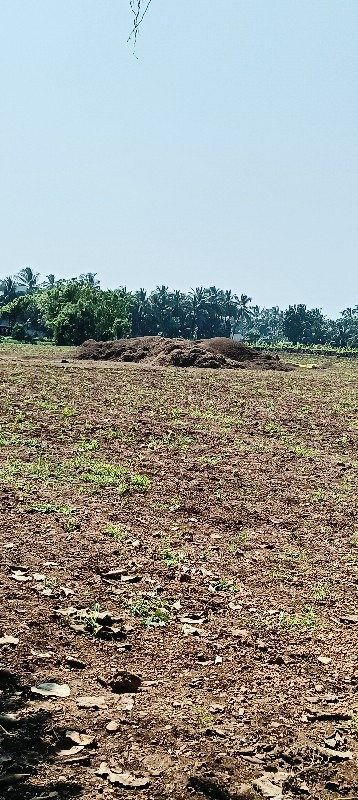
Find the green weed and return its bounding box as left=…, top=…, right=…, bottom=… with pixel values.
left=130, top=473, right=150, bottom=490
left=229, top=531, right=251, bottom=554
left=210, top=578, right=238, bottom=592
left=313, top=489, right=326, bottom=501
left=75, top=438, right=98, bottom=453
left=279, top=606, right=317, bottom=631
left=313, top=581, right=330, bottom=601
left=31, top=503, right=74, bottom=515
left=79, top=602, right=100, bottom=634
left=160, top=541, right=182, bottom=567
left=105, top=524, right=127, bottom=540
left=128, top=594, right=170, bottom=627
left=291, top=445, right=316, bottom=458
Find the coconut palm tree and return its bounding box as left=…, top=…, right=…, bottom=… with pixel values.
left=0, top=276, right=18, bottom=306
left=42, top=274, right=57, bottom=289
left=16, top=267, right=40, bottom=294
left=79, top=272, right=100, bottom=287
left=236, top=294, right=252, bottom=340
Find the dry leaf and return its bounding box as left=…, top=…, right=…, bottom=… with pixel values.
left=11, top=571, right=30, bottom=582
left=253, top=775, right=283, bottom=798
left=65, top=655, right=87, bottom=669
left=30, top=650, right=53, bottom=659
left=182, top=624, right=201, bottom=636
left=96, top=762, right=149, bottom=788
left=60, top=586, right=74, bottom=596
left=106, top=720, right=119, bottom=732
left=77, top=695, right=107, bottom=709
left=0, top=635, right=19, bottom=646
left=31, top=682, right=71, bottom=698
left=318, top=656, right=331, bottom=665
left=66, top=730, right=95, bottom=746
left=58, top=745, right=84, bottom=758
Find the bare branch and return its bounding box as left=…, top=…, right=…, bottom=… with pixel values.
left=127, top=0, right=153, bottom=48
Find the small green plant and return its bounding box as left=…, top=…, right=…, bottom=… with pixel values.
left=313, top=489, right=325, bottom=501
left=291, top=445, right=316, bottom=458
left=279, top=606, right=317, bottom=631
left=343, top=715, right=358, bottom=736
left=130, top=473, right=150, bottom=490
left=105, top=524, right=127, bottom=540
left=35, top=400, right=57, bottom=410
left=193, top=705, right=215, bottom=728
left=62, top=406, right=76, bottom=418
left=31, top=503, right=74, bottom=515
left=80, top=460, right=127, bottom=488
left=270, top=564, right=294, bottom=584
left=350, top=534, right=358, bottom=548
left=160, top=540, right=182, bottom=567
left=265, top=422, right=283, bottom=436
left=210, top=578, right=238, bottom=592
left=129, top=594, right=170, bottom=627
left=79, top=602, right=100, bottom=634
left=229, top=531, right=250, bottom=553
left=75, top=438, right=98, bottom=453
left=313, top=581, right=330, bottom=601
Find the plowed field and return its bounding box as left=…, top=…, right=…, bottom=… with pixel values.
left=0, top=345, right=357, bottom=799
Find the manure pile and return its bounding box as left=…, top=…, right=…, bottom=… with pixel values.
left=76, top=336, right=292, bottom=370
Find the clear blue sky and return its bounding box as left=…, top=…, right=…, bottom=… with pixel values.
left=0, top=0, right=357, bottom=317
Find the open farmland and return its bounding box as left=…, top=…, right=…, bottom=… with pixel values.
left=0, top=345, right=357, bottom=800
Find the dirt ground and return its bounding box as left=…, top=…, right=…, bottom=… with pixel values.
left=0, top=345, right=357, bottom=800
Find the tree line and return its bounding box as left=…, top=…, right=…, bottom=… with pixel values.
left=0, top=268, right=357, bottom=348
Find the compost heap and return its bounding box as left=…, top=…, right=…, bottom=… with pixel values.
left=76, top=336, right=292, bottom=370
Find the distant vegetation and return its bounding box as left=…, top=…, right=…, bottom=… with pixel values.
left=0, top=268, right=357, bottom=349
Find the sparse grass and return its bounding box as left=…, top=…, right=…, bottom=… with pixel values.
left=128, top=594, right=170, bottom=627
left=279, top=606, right=317, bottom=631
left=229, top=531, right=251, bottom=554
left=104, top=524, right=127, bottom=540
left=78, top=602, right=101, bottom=635
left=313, top=488, right=326, bottom=501
left=193, top=705, right=215, bottom=728
left=210, top=578, right=238, bottom=592
left=344, top=715, right=358, bottom=736
left=160, top=540, right=183, bottom=567
left=291, top=445, right=316, bottom=458
left=31, top=503, right=74, bottom=515
left=0, top=348, right=357, bottom=799
left=313, top=581, right=330, bottom=601
left=78, top=459, right=149, bottom=494
left=74, top=438, right=98, bottom=453
left=130, top=473, right=150, bottom=490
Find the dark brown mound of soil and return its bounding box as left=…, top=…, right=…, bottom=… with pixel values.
left=76, top=336, right=293, bottom=371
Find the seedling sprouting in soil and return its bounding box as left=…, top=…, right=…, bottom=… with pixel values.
left=31, top=503, right=74, bottom=515
left=313, top=581, right=330, bottom=601
left=129, top=594, right=170, bottom=627
left=130, top=473, right=150, bottom=490
left=105, top=524, right=127, bottom=540
left=74, top=438, right=98, bottom=453
left=210, top=578, right=238, bottom=592
left=160, top=540, right=182, bottom=567
left=79, top=602, right=100, bottom=635
left=279, top=606, right=317, bottom=631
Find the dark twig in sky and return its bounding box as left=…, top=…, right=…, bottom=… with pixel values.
left=127, top=0, right=153, bottom=47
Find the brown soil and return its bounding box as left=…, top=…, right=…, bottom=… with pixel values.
left=0, top=349, right=357, bottom=800
left=75, top=336, right=292, bottom=371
